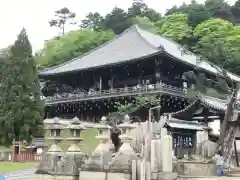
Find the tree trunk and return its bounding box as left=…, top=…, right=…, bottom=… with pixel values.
left=219, top=86, right=238, bottom=154
left=222, top=124, right=238, bottom=165
left=218, top=83, right=240, bottom=164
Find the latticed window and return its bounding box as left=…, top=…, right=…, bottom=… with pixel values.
left=173, top=134, right=193, bottom=148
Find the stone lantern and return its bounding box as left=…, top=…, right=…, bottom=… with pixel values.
left=93, top=116, right=112, bottom=153
left=66, top=117, right=86, bottom=155
left=46, top=117, right=64, bottom=154
left=109, top=114, right=138, bottom=171
left=84, top=116, right=112, bottom=169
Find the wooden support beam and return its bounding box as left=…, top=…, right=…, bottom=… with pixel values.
left=234, top=139, right=239, bottom=167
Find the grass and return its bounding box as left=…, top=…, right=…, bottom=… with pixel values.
left=0, top=162, right=38, bottom=173
left=45, top=127, right=99, bottom=154
left=0, top=127, right=99, bottom=155
left=81, top=128, right=99, bottom=154
left=0, top=146, right=11, bottom=152
left=0, top=128, right=98, bottom=173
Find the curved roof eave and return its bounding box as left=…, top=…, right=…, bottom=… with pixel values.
left=39, top=25, right=160, bottom=76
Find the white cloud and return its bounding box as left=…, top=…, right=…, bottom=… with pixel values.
left=0, top=0, right=236, bottom=52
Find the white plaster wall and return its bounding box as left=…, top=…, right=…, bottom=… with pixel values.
left=208, top=120, right=240, bottom=153
left=236, top=140, right=240, bottom=153
left=36, top=147, right=43, bottom=154
left=208, top=120, right=220, bottom=137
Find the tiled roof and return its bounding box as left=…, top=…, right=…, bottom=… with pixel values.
left=39, top=25, right=159, bottom=76
left=167, top=118, right=209, bottom=130
left=169, top=95, right=232, bottom=119
left=39, top=25, right=240, bottom=82
left=199, top=96, right=228, bottom=111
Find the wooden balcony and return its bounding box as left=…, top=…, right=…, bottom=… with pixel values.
left=44, top=83, right=192, bottom=105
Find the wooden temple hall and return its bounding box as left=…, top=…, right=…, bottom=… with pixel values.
left=39, top=25, right=240, bottom=154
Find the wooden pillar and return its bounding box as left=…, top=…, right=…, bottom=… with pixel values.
left=99, top=76, right=102, bottom=91
left=111, top=76, right=114, bottom=89
left=234, top=139, right=239, bottom=167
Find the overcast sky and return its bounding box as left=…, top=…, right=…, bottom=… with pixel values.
left=0, top=0, right=236, bottom=52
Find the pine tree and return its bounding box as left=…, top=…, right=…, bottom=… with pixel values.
left=0, top=28, right=44, bottom=145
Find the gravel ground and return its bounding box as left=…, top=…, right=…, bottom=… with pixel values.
left=1, top=168, right=36, bottom=180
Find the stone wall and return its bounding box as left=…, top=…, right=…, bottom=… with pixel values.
left=35, top=174, right=78, bottom=180
left=174, top=161, right=216, bottom=176
left=35, top=172, right=130, bottom=180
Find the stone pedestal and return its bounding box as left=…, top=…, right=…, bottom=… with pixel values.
left=158, top=172, right=177, bottom=180
left=109, top=115, right=137, bottom=172
left=161, top=135, right=173, bottom=173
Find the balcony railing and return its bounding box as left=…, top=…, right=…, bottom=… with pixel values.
left=44, top=83, right=190, bottom=105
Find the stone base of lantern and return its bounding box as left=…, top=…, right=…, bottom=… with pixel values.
left=84, top=144, right=113, bottom=171
left=36, top=152, right=85, bottom=177
left=82, top=137, right=113, bottom=170
left=67, top=144, right=84, bottom=155
left=158, top=172, right=178, bottom=180
left=108, top=135, right=137, bottom=172
left=47, top=144, right=63, bottom=154
left=36, top=153, right=61, bottom=174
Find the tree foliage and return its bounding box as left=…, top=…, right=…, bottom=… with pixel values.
left=194, top=18, right=240, bottom=74
left=38, top=0, right=240, bottom=76
left=49, top=7, right=76, bottom=35
left=155, top=13, right=193, bottom=45
left=80, top=12, right=104, bottom=31
left=109, top=95, right=160, bottom=120
left=36, top=29, right=115, bottom=68
left=166, top=0, right=238, bottom=24
left=0, top=29, right=44, bottom=145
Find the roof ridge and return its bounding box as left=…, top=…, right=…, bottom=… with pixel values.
left=39, top=27, right=135, bottom=74
left=134, top=25, right=160, bottom=50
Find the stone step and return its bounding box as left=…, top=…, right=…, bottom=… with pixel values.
left=178, top=175, right=240, bottom=179
left=225, top=167, right=240, bottom=177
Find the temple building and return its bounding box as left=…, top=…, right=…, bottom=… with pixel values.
left=39, top=25, right=240, bottom=156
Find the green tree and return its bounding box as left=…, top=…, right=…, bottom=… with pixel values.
left=155, top=13, right=193, bottom=46
left=49, top=7, right=76, bottom=35
left=192, top=19, right=240, bottom=158
left=36, top=29, right=115, bottom=68
left=104, top=7, right=133, bottom=34
left=231, top=0, right=240, bottom=23
left=109, top=95, right=160, bottom=120
left=193, top=18, right=240, bottom=74
left=128, top=0, right=147, bottom=17
left=0, top=29, right=44, bottom=145
left=80, top=12, right=104, bottom=31
left=187, top=2, right=211, bottom=27
left=132, top=16, right=155, bottom=30
left=205, top=0, right=235, bottom=22
left=166, top=0, right=235, bottom=25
